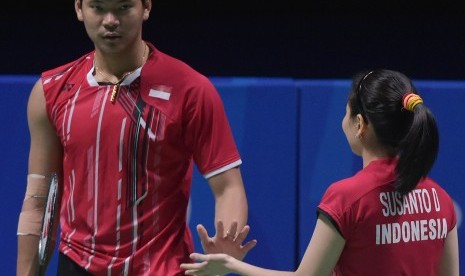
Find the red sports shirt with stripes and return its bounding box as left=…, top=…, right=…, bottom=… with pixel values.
left=318, top=158, right=456, bottom=276
left=41, top=43, right=242, bottom=275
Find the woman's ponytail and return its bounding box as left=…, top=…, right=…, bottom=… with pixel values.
left=396, top=94, right=439, bottom=194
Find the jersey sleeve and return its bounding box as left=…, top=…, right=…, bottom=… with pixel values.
left=318, top=185, right=346, bottom=238
left=317, top=179, right=359, bottom=239
left=183, top=75, right=241, bottom=178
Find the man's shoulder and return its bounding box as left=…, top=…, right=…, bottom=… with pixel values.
left=149, top=47, right=208, bottom=81
left=42, top=52, right=93, bottom=81
left=41, top=52, right=93, bottom=96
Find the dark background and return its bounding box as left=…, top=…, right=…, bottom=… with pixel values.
left=2, top=0, right=465, bottom=79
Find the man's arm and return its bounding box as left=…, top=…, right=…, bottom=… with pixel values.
left=17, top=79, right=63, bottom=276
left=195, top=167, right=250, bottom=259
left=208, top=167, right=248, bottom=233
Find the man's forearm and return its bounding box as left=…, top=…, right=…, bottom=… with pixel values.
left=215, top=187, right=248, bottom=233
left=17, top=235, right=40, bottom=276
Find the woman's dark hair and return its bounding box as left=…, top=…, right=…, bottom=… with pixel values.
left=348, top=69, right=439, bottom=194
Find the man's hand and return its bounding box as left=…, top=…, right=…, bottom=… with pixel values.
left=196, top=220, right=257, bottom=261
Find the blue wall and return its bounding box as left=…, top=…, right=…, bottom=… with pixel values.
left=1, top=76, right=463, bottom=274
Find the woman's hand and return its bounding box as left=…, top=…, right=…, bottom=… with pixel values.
left=181, top=253, right=234, bottom=276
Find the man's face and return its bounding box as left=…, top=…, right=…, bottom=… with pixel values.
left=75, top=0, right=150, bottom=53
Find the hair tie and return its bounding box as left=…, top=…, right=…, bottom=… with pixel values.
left=402, top=92, right=423, bottom=112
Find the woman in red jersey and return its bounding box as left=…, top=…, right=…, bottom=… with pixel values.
left=181, top=69, right=459, bottom=276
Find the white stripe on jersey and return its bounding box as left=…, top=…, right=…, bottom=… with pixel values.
left=62, top=99, right=69, bottom=145
left=67, top=88, right=80, bottom=142
left=66, top=170, right=76, bottom=222
left=107, top=179, right=122, bottom=276
left=138, top=117, right=156, bottom=141
left=124, top=257, right=130, bottom=276
left=86, top=85, right=111, bottom=270
left=62, top=229, right=76, bottom=255
left=119, top=118, right=127, bottom=171
left=204, top=159, right=243, bottom=179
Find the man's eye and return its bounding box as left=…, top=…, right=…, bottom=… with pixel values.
left=90, top=5, right=104, bottom=11
left=119, top=5, right=131, bottom=11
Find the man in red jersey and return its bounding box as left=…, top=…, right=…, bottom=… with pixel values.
left=16, top=0, right=253, bottom=275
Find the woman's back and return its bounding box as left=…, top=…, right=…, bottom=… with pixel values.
left=318, top=158, right=456, bottom=275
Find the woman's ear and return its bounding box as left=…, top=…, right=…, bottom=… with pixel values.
left=355, top=114, right=367, bottom=138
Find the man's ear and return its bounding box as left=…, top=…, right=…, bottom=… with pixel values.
left=143, top=0, right=152, bottom=21
left=75, top=0, right=84, bottom=22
